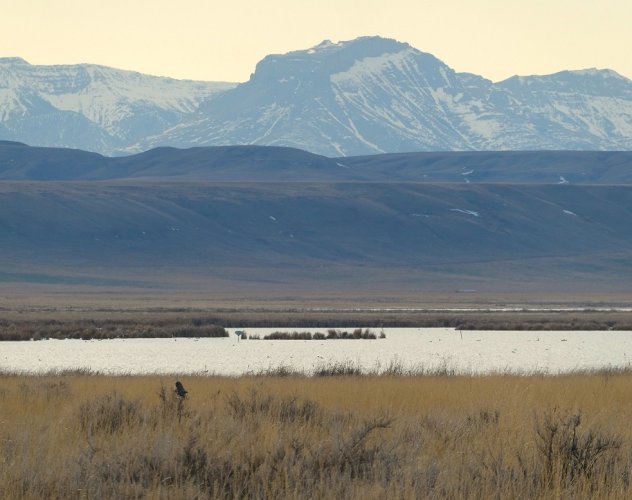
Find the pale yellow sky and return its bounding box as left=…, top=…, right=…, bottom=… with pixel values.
left=1, top=0, right=630, bottom=82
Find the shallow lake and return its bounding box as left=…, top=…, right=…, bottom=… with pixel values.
left=2, top=328, right=632, bottom=375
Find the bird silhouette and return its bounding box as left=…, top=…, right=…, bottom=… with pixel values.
left=174, top=381, right=188, bottom=399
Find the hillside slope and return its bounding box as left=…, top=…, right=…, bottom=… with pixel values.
left=2, top=181, right=632, bottom=291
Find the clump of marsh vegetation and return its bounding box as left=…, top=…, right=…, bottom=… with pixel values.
left=313, top=360, right=364, bottom=377
left=262, top=329, right=380, bottom=340
left=246, top=360, right=457, bottom=378
left=1, top=372, right=632, bottom=498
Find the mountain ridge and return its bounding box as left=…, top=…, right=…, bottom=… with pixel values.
left=0, top=57, right=235, bottom=153
left=137, top=36, right=632, bottom=155
left=2, top=37, right=632, bottom=155
left=3, top=141, right=632, bottom=184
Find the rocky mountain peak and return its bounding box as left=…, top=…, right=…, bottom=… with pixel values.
left=250, top=36, right=412, bottom=83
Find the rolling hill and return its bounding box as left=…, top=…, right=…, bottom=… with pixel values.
left=1, top=144, right=632, bottom=292
left=2, top=141, right=632, bottom=184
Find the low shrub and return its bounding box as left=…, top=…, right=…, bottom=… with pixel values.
left=78, top=391, right=142, bottom=434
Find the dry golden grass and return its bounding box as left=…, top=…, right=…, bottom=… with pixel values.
left=1, top=372, right=631, bottom=499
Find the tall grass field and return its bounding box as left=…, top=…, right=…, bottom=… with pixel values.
left=1, top=371, right=631, bottom=498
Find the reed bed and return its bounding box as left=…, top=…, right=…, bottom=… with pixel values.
left=261, top=329, right=382, bottom=340
left=0, top=318, right=227, bottom=341
left=3, top=309, right=632, bottom=341
left=1, top=371, right=631, bottom=499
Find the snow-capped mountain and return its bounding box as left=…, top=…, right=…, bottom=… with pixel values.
left=137, top=37, right=632, bottom=155
left=494, top=69, right=632, bottom=149
left=0, top=57, right=235, bottom=154
left=3, top=37, right=632, bottom=156
left=137, top=37, right=497, bottom=155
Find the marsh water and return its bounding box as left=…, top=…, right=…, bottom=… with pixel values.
left=2, top=328, right=631, bottom=375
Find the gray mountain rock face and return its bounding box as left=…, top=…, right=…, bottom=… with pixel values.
left=0, top=57, right=234, bottom=154
left=2, top=37, right=632, bottom=155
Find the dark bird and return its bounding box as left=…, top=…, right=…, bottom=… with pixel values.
left=174, top=381, right=188, bottom=399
